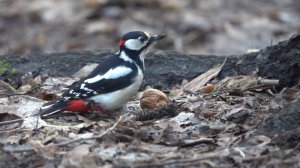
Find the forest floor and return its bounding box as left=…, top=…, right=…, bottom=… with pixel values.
left=0, top=1, right=300, bottom=167
left=1, top=35, right=300, bottom=167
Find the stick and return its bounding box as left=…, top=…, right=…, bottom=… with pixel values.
left=133, top=149, right=231, bottom=167
left=0, top=118, right=23, bottom=126
left=179, top=138, right=215, bottom=148
left=259, top=79, right=279, bottom=85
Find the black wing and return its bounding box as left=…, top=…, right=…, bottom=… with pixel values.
left=62, top=55, right=138, bottom=99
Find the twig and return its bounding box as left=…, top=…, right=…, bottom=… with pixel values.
left=284, top=141, right=300, bottom=158
left=0, top=118, right=23, bottom=126
left=258, top=79, right=279, bottom=85
left=113, top=132, right=135, bottom=141
left=246, top=84, right=274, bottom=92
left=179, top=138, right=215, bottom=148
left=54, top=113, right=129, bottom=147
left=243, top=155, right=269, bottom=162
left=135, top=149, right=231, bottom=167
left=245, top=79, right=279, bottom=92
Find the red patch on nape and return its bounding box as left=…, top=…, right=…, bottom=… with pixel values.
left=118, top=39, right=125, bottom=46
left=65, top=99, right=90, bottom=113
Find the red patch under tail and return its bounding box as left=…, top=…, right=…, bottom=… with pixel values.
left=65, top=99, right=90, bottom=113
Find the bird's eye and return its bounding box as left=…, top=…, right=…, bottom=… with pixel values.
left=138, top=36, right=146, bottom=42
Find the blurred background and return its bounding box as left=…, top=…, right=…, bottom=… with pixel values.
left=0, top=0, right=299, bottom=55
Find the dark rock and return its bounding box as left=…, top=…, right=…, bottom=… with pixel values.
left=145, top=51, right=227, bottom=89
left=257, top=33, right=300, bottom=86
left=255, top=100, right=300, bottom=149
left=218, top=52, right=258, bottom=79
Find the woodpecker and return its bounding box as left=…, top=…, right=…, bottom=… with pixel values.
left=40, top=31, right=166, bottom=118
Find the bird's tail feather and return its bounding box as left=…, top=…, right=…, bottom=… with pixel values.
left=39, top=100, right=69, bottom=118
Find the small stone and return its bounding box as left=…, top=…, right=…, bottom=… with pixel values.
left=225, top=108, right=252, bottom=124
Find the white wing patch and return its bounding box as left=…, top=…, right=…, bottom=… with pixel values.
left=84, top=66, right=133, bottom=84
left=80, top=83, right=94, bottom=92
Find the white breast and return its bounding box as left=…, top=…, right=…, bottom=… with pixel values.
left=88, top=67, right=143, bottom=111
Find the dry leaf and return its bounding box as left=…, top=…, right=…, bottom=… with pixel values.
left=42, top=77, right=77, bottom=97
left=0, top=95, right=44, bottom=118
left=183, top=58, right=226, bottom=93
left=29, top=139, right=54, bottom=160
left=0, top=80, right=16, bottom=96
left=220, top=76, right=258, bottom=91
left=22, top=116, right=48, bottom=129
left=280, top=88, right=300, bottom=101
left=60, top=144, right=94, bottom=168
left=72, top=63, right=98, bottom=79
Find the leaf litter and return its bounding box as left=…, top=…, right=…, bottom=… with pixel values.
left=0, top=62, right=300, bottom=167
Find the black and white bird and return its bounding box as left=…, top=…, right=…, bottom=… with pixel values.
left=40, top=31, right=166, bottom=118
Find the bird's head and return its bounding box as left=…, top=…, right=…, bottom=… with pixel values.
left=118, top=31, right=166, bottom=53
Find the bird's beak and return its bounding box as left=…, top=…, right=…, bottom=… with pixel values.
left=149, top=34, right=167, bottom=43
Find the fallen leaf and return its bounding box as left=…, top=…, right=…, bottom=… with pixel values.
left=29, top=139, right=55, bottom=160
left=220, top=76, right=258, bottom=91
left=0, top=135, right=22, bottom=144
left=60, top=144, right=94, bottom=168
left=224, top=108, right=252, bottom=124
left=280, top=88, right=300, bottom=101
left=169, top=112, right=202, bottom=128
left=0, top=95, right=44, bottom=118
left=72, top=63, right=98, bottom=79
left=94, top=145, right=125, bottom=161
left=183, top=58, right=226, bottom=93
left=0, top=80, right=16, bottom=97
left=42, top=77, right=77, bottom=97
left=21, top=116, right=48, bottom=129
